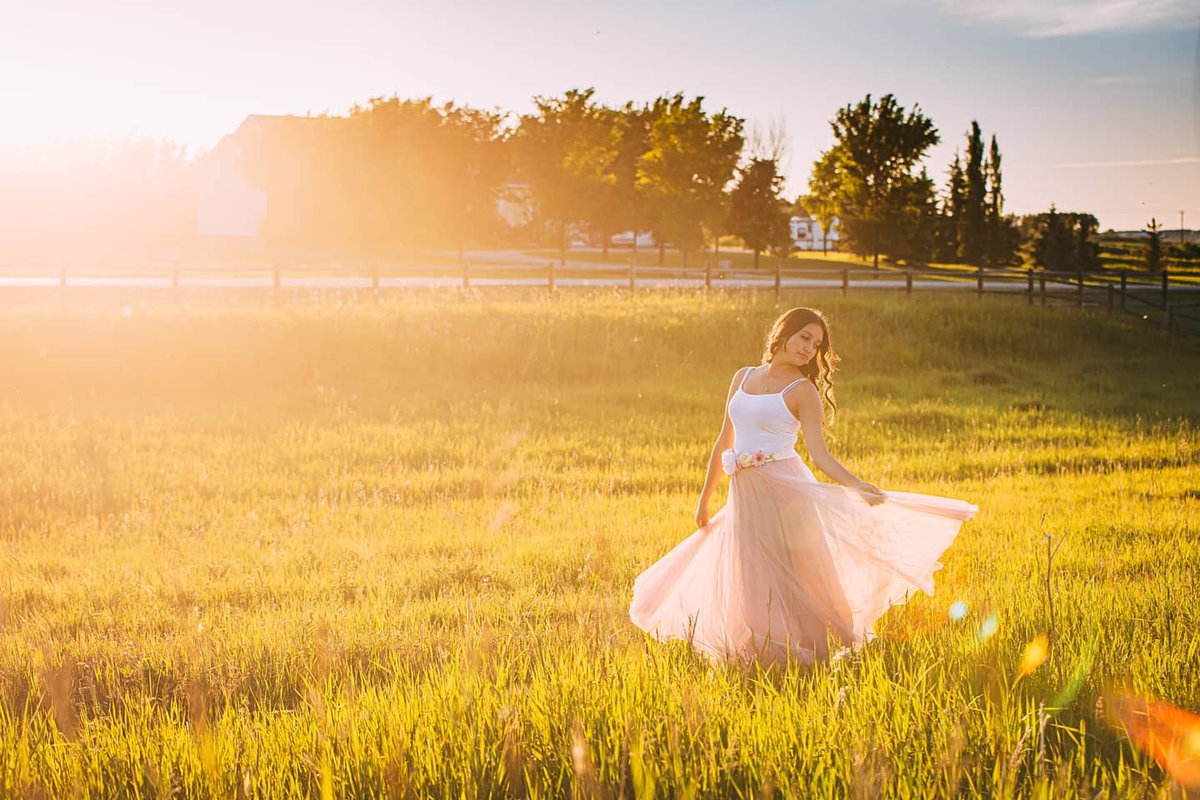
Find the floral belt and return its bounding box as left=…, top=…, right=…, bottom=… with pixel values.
left=721, top=448, right=794, bottom=475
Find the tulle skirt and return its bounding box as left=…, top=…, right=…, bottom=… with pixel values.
left=628, top=457, right=978, bottom=668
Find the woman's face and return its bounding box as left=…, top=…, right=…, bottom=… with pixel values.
left=783, top=322, right=824, bottom=365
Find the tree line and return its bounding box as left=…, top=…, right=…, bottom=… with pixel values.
left=805, top=94, right=1022, bottom=268
left=2, top=89, right=1187, bottom=272
left=239, top=89, right=1138, bottom=271
left=236, top=89, right=860, bottom=266
left=241, top=90, right=759, bottom=266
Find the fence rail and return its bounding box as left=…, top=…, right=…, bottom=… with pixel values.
left=3, top=261, right=1200, bottom=342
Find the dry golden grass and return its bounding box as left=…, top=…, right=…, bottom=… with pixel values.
left=1, top=288, right=1197, bottom=797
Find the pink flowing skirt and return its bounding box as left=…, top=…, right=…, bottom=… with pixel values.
left=628, top=458, right=978, bottom=667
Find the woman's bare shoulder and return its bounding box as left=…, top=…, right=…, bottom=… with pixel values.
left=786, top=378, right=822, bottom=413
left=723, top=366, right=753, bottom=400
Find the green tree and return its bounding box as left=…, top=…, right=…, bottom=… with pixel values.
left=591, top=102, right=652, bottom=258
left=801, top=154, right=841, bottom=257
left=1073, top=213, right=1100, bottom=272
left=984, top=134, right=1012, bottom=263
left=960, top=121, right=987, bottom=264
left=880, top=169, right=938, bottom=265
left=1033, top=205, right=1075, bottom=270
left=237, top=98, right=509, bottom=257
left=934, top=152, right=966, bottom=261
left=805, top=94, right=940, bottom=268
left=728, top=158, right=789, bottom=268
left=1145, top=218, right=1163, bottom=272
left=434, top=103, right=507, bottom=249
left=516, top=88, right=620, bottom=263
left=639, top=94, right=744, bottom=267
left=239, top=113, right=346, bottom=251
left=766, top=198, right=797, bottom=260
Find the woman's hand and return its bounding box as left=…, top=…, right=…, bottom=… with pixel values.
left=695, top=496, right=713, bottom=530
left=854, top=481, right=886, bottom=506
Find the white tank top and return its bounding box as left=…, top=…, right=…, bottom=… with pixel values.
left=727, top=365, right=808, bottom=460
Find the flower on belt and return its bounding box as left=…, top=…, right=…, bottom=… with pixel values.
left=721, top=448, right=777, bottom=475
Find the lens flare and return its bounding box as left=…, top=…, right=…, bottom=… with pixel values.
left=948, top=600, right=968, bottom=621
left=1111, top=692, right=1200, bottom=789
left=1048, top=647, right=1094, bottom=710
left=1018, top=634, right=1049, bottom=677
left=978, top=614, right=999, bottom=642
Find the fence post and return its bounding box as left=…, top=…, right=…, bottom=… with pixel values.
left=1027, top=272, right=1034, bottom=305
left=462, top=260, right=469, bottom=291
left=841, top=268, right=848, bottom=296
left=371, top=263, right=379, bottom=291
left=628, top=258, right=635, bottom=292
left=906, top=268, right=913, bottom=295
left=774, top=257, right=781, bottom=302
left=1077, top=273, right=1084, bottom=308
left=1166, top=308, right=1174, bottom=339
left=977, top=267, right=984, bottom=299
left=1106, top=283, right=1114, bottom=315
left=548, top=260, right=555, bottom=294
left=1120, top=270, right=1127, bottom=309
left=704, top=259, right=711, bottom=291
left=1039, top=274, right=1046, bottom=306
left=1161, top=269, right=1169, bottom=308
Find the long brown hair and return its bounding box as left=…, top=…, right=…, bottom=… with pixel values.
left=760, top=307, right=839, bottom=431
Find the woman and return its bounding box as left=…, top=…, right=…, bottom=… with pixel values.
left=629, top=307, right=977, bottom=668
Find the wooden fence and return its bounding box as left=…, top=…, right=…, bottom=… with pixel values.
left=4, top=260, right=1200, bottom=342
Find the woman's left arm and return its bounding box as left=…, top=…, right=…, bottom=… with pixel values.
left=790, top=382, right=886, bottom=505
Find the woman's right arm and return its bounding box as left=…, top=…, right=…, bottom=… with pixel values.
left=695, top=368, right=745, bottom=529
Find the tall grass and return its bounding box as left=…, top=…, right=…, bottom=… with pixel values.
left=1, top=288, right=1197, bottom=797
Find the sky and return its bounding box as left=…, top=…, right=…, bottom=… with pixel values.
left=2, top=0, right=1198, bottom=231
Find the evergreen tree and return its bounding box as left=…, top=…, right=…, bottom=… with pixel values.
left=933, top=152, right=966, bottom=261
left=880, top=169, right=938, bottom=265
left=1145, top=218, right=1163, bottom=272
left=960, top=121, right=987, bottom=264
left=1033, top=205, right=1075, bottom=270
left=1074, top=214, right=1100, bottom=271
left=728, top=158, right=789, bottom=269
left=950, top=152, right=967, bottom=237
left=985, top=134, right=1009, bottom=263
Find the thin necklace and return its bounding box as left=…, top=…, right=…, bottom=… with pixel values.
left=763, top=364, right=803, bottom=386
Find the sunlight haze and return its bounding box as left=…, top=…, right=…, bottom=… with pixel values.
left=2, top=0, right=1197, bottom=230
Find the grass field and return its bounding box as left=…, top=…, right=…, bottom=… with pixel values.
left=1, top=288, right=1198, bottom=797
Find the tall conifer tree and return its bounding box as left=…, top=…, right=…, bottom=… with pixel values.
left=985, top=134, right=1004, bottom=262
left=949, top=152, right=967, bottom=258
left=1146, top=218, right=1163, bottom=272
left=961, top=121, right=987, bottom=264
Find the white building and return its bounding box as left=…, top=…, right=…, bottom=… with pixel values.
left=496, top=182, right=534, bottom=229
left=789, top=213, right=839, bottom=251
